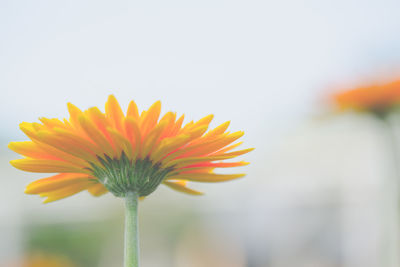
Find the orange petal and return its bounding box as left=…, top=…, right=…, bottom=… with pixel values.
left=40, top=180, right=96, bottom=203
left=180, top=131, right=244, bottom=157
left=141, top=121, right=168, bottom=157
left=10, top=159, right=90, bottom=174
left=36, top=130, right=98, bottom=163
left=158, top=112, right=177, bottom=139
left=105, top=95, right=125, bottom=132
left=167, top=114, right=185, bottom=137
left=85, top=107, right=115, bottom=145
left=107, top=127, right=133, bottom=159
left=9, top=141, right=58, bottom=160
left=9, top=140, right=91, bottom=168
left=34, top=141, right=92, bottom=168
left=150, top=134, right=191, bottom=163
left=25, top=173, right=94, bottom=194
left=159, top=127, right=214, bottom=163
left=125, top=117, right=142, bottom=158
left=140, top=101, right=161, bottom=137
left=78, top=115, right=116, bottom=157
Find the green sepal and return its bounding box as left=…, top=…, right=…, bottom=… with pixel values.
left=88, top=152, right=173, bottom=197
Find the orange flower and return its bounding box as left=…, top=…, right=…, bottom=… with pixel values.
left=9, top=95, right=253, bottom=203
left=6, top=253, right=76, bottom=267
left=334, top=79, right=400, bottom=114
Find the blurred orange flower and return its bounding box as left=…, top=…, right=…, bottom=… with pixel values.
left=6, top=253, right=76, bottom=267
left=334, top=79, right=400, bottom=115
left=9, top=95, right=253, bottom=203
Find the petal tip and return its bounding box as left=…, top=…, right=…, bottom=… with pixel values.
left=9, top=159, right=19, bottom=168
left=107, top=94, right=118, bottom=104
left=24, top=187, right=34, bottom=195
left=42, top=198, right=52, bottom=204
left=7, top=142, right=15, bottom=149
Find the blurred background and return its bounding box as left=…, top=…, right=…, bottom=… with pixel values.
left=2, top=0, right=400, bottom=266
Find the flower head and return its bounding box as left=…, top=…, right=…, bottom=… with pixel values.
left=9, top=95, right=253, bottom=203
left=334, top=79, right=400, bottom=116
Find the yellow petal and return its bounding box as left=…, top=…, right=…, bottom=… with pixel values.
left=40, top=180, right=95, bottom=203
left=168, top=172, right=245, bottom=182
left=172, top=167, right=215, bottom=174
left=67, top=103, right=84, bottom=130
left=39, top=117, right=70, bottom=130
left=37, top=130, right=98, bottom=163
left=212, top=148, right=255, bottom=157
left=187, top=125, right=209, bottom=140
left=204, top=121, right=230, bottom=136
left=85, top=107, right=114, bottom=144
left=140, top=101, right=161, bottom=137
left=87, top=183, right=108, bottom=196
left=78, top=115, right=116, bottom=157
left=107, top=127, right=133, bottom=159
left=181, top=131, right=244, bottom=157
left=127, top=100, right=139, bottom=119
left=194, top=114, right=214, bottom=126
left=25, top=173, right=94, bottom=194
left=125, top=117, right=142, bottom=158
left=168, top=114, right=185, bottom=136
left=34, top=141, right=92, bottom=168
left=150, top=134, right=191, bottom=163
left=182, top=161, right=249, bottom=171
left=158, top=136, right=219, bottom=163
left=19, top=122, right=40, bottom=141
left=212, top=141, right=243, bottom=154
left=163, top=155, right=236, bottom=169
left=141, top=121, right=167, bottom=157
left=163, top=125, right=209, bottom=163
left=105, top=95, right=125, bottom=132
left=9, top=141, right=55, bottom=160
left=182, top=114, right=213, bottom=133
left=163, top=180, right=203, bottom=195
left=10, top=159, right=89, bottom=174
left=31, top=122, right=44, bottom=131
left=159, top=131, right=224, bottom=164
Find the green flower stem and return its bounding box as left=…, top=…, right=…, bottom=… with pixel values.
left=124, top=191, right=139, bottom=267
